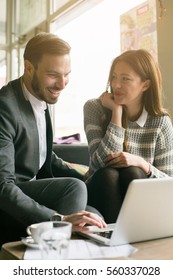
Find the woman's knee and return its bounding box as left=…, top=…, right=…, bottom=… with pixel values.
left=120, top=166, right=147, bottom=181
left=119, top=166, right=147, bottom=199
left=87, top=167, right=120, bottom=202
left=91, top=167, right=119, bottom=185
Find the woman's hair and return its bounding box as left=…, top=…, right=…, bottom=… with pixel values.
left=107, top=49, right=168, bottom=117
left=23, top=32, right=71, bottom=68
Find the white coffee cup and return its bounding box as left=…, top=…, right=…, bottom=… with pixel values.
left=26, top=221, right=55, bottom=243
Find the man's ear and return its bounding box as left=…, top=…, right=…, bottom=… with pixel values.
left=24, top=60, right=34, bottom=76
left=143, top=79, right=151, bottom=92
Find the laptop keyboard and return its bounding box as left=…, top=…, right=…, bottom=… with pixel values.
left=95, top=230, right=113, bottom=239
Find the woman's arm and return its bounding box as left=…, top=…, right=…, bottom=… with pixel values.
left=84, top=98, right=125, bottom=174
left=104, top=115, right=173, bottom=178
left=149, top=116, right=173, bottom=178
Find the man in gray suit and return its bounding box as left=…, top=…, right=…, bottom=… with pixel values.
left=0, top=33, right=106, bottom=245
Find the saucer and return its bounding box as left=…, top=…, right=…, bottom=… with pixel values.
left=21, top=236, right=39, bottom=249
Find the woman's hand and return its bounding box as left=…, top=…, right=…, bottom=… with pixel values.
left=100, top=92, right=115, bottom=110
left=99, top=92, right=123, bottom=126
left=63, top=210, right=107, bottom=232
left=104, top=152, right=150, bottom=174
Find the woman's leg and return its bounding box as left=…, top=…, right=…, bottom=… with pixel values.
left=87, top=166, right=147, bottom=224
left=119, top=166, right=147, bottom=199
left=87, top=167, right=122, bottom=223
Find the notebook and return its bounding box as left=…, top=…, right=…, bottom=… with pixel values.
left=80, top=177, right=173, bottom=246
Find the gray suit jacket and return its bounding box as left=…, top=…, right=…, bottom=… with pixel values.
left=0, top=78, right=81, bottom=226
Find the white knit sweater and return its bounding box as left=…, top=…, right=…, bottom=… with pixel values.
left=84, top=98, right=173, bottom=180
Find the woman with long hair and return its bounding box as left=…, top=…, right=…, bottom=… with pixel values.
left=84, top=49, right=173, bottom=223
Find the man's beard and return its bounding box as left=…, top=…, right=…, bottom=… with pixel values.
left=31, top=72, right=41, bottom=96
left=31, top=71, right=60, bottom=104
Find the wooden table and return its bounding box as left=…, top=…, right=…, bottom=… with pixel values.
left=1, top=236, right=173, bottom=260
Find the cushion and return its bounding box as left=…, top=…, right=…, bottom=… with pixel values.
left=65, top=161, right=89, bottom=175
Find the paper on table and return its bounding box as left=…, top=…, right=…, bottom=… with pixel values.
left=23, top=239, right=137, bottom=260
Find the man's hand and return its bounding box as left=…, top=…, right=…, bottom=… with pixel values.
left=63, top=210, right=107, bottom=232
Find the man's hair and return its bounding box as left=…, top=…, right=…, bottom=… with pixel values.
left=24, top=32, right=71, bottom=67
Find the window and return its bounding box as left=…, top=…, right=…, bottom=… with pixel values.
left=52, top=0, right=145, bottom=142
left=0, top=0, right=6, bottom=87
left=0, top=53, right=6, bottom=88
left=1, top=0, right=154, bottom=137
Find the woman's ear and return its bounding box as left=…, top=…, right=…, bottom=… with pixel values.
left=143, top=79, right=151, bottom=92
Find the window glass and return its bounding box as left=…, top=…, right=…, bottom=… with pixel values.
left=0, top=0, right=6, bottom=45
left=0, top=51, right=6, bottom=88
left=50, top=0, right=71, bottom=14
left=12, top=47, right=25, bottom=79
left=0, top=0, right=6, bottom=86
left=17, top=0, right=47, bottom=35
left=11, top=48, right=19, bottom=80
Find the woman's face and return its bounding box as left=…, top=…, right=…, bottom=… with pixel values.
left=111, top=61, right=148, bottom=109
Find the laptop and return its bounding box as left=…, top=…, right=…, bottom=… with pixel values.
left=80, top=178, right=173, bottom=246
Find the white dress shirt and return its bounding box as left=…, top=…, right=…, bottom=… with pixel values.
left=22, top=81, right=47, bottom=169
left=136, top=107, right=148, bottom=127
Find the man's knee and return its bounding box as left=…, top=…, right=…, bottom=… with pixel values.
left=68, top=177, right=87, bottom=194
left=60, top=178, right=88, bottom=214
